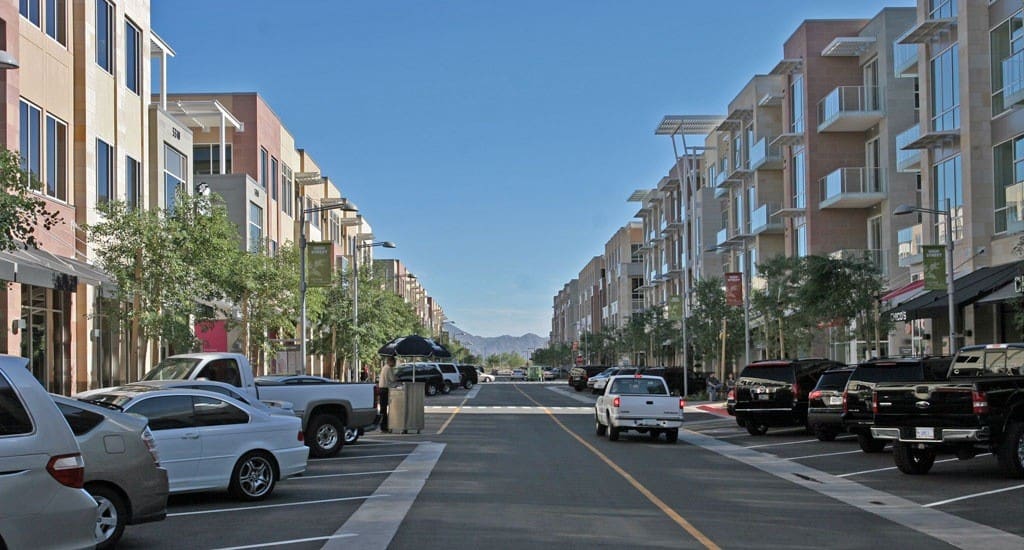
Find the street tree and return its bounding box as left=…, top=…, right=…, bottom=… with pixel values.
left=688, top=278, right=744, bottom=373
left=0, top=148, right=61, bottom=252
left=750, top=255, right=812, bottom=358
left=800, top=254, right=889, bottom=357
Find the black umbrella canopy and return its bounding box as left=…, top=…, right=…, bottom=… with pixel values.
left=378, top=335, right=452, bottom=358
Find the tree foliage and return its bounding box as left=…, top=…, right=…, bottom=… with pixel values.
left=688, top=278, right=744, bottom=372
left=0, top=148, right=61, bottom=252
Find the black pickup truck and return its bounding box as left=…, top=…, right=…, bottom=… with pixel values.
left=871, top=344, right=1024, bottom=477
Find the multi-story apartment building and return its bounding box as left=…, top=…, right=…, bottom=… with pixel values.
left=550, top=279, right=579, bottom=346
left=601, top=222, right=643, bottom=331
left=577, top=256, right=605, bottom=340
left=885, top=0, right=1024, bottom=355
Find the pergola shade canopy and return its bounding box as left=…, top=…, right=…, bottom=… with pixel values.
left=655, top=115, right=725, bottom=136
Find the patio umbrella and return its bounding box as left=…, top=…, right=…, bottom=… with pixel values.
left=378, top=335, right=452, bottom=358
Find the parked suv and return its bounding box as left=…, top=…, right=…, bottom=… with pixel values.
left=734, top=358, right=844, bottom=435
left=395, top=363, right=447, bottom=396
left=842, top=356, right=951, bottom=453
left=568, top=366, right=608, bottom=391
left=434, top=363, right=463, bottom=391
left=0, top=355, right=97, bottom=550
left=456, top=365, right=478, bottom=389
left=591, top=367, right=638, bottom=394
left=807, top=365, right=856, bottom=441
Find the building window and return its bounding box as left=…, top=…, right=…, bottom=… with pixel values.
left=45, top=115, right=67, bottom=202
left=269, top=239, right=278, bottom=257
left=125, top=156, right=140, bottom=210
left=20, top=0, right=40, bottom=27
left=932, top=154, right=963, bottom=242
left=928, top=0, right=956, bottom=20
left=164, top=144, right=186, bottom=212
left=270, top=157, right=278, bottom=201
left=991, top=11, right=1024, bottom=116
left=930, top=45, right=960, bottom=132
left=193, top=144, right=232, bottom=175
left=125, top=20, right=141, bottom=94
left=790, top=73, right=805, bottom=134
left=19, top=100, right=41, bottom=181
left=795, top=218, right=808, bottom=258
left=259, top=148, right=268, bottom=189
left=281, top=164, right=293, bottom=216
left=994, top=136, right=1024, bottom=234
left=95, top=0, right=114, bottom=74
left=45, top=0, right=66, bottom=45
left=249, top=202, right=263, bottom=253
left=96, top=139, right=114, bottom=204
left=791, top=146, right=806, bottom=209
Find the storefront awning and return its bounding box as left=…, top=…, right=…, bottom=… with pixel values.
left=0, top=247, right=117, bottom=296
left=885, top=262, right=1024, bottom=321
left=976, top=279, right=1024, bottom=305
left=882, top=279, right=925, bottom=304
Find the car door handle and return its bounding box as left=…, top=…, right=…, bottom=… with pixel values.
left=0, top=469, right=29, bottom=477
left=646, top=401, right=654, bottom=405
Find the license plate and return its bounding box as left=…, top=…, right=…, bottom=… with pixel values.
left=641, top=419, right=657, bottom=427
left=828, top=396, right=842, bottom=406
left=915, top=427, right=935, bottom=440
left=758, top=394, right=769, bottom=400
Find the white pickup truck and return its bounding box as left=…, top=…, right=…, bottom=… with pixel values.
left=595, top=374, right=684, bottom=443
left=139, top=353, right=378, bottom=457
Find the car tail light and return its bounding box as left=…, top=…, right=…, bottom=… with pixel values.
left=972, top=390, right=989, bottom=415
left=297, top=430, right=305, bottom=442
left=679, top=398, right=686, bottom=409
left=612, top=397, right=620, bottom=408
left=791, top=383, right=800, bottom=403
left=727, top=388, right=735, bottom=400
left=47, top=453, right=85, bottom=489
left=141, top=427, right=161, bottom=465
left=842, top=391, right=849, bottom=413
left=872, top=390, right=879, bottom=414
left=808, top=390, right=822, bottom=401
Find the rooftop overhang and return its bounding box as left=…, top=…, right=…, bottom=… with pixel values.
left=899, top=18, right=956, bottom=44
left=770, top=58, right=803, bottom=75
left=770, top=132, right=805, bottom=148
left=166, top=100, right=244, bottom=132
left=901, top=130, right=960, bottom=150
left=655, top=115, right=725, bottom=136
left=821, top=36, right=876, bottom=57
left=150, top=32, right=176, bottom=58
left=628, top=189, right=651, bottom=202
left=759, top=92, right=784, bottom=107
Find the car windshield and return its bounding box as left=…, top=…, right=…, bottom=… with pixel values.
left=80, top=392, right=136, bottom=410
left=740, top=365, right=794, bottom=384
left=815, top=371, right=852, bottom=391
left=142, top=357, right=202, bottom=381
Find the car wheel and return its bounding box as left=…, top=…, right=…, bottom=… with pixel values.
left=88, top=484, right=126, bottom=550
left=815, top=427, right=837, bottom=442
left=229, top=451, right=277, bottom=501
left=736, top=417, right=746, bottom=428
left=306, top=414, right=345, bottom=458
left=857, top=432, right=886, bottom=453
left=595, top=414, right=607, bottom=436
left=893, top=443, right=936, bottom=475
left=426, top=383, right=439, bottom=396
left=442, top=381, right=452, bottom=394
left=463, top=379, right=475, bottom=390
left=996, top=421, right=1024, bottom=478
left=746, top=422, right=768, bottom=436
left=666, top=428, right=679, bottom=444
left=607, top=414, right=621, bottom=441
left=344, top=426, right=360, bottom=445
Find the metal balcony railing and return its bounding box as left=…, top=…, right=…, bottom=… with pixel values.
left=750, top=203, right=783, bottom=234
left=895, top=125, right=921, bottom=172
left=893, top=30, right=918, bottom=77
left=1002, top=50, right=1024, bottom=107
left=829, top=248, right=888, bottom=275
left=749, top=137, right=783, bottom=170
left=818, top=167, right=885, bottom=209
left=897, top=224, right=923, bottom=267
left=716, top=228, right=728, bottom=246
left=817, top=86, right=883, bottom=132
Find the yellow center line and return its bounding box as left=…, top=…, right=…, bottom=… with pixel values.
left=513, top=385, right=720, bottom=550
left=436, top=395, right=469, bottom=435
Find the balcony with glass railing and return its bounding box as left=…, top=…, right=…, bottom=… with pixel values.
left=817, top=86, right=884, bottom=132
left=829, top=248, right=888, bottom=275
left=1002, top=50, right=1024, bottom=107
left=818, top=167, right=886, bottom=209
left=897, top=224, right=923, bottom=267
left=893, top=29, right=918, bottom=78
left=896, top=124, right=921, bottom=172
left=749, top=203, right=783, bottom=235
left=749, top=137, right=783, bottom=171
left=716, top=227, right=728, bottom=247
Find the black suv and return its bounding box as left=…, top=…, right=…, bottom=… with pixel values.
left=394, top=364, right=447, bottom=396
left=734, top=358, right=844, bottom=435
left=456, top=364, right=478, bottom=389
left=842, top=356, right=951, bottom=453
left=568, top=366, right=608, bottom=391
left=807, top=365, right=856, bottom=441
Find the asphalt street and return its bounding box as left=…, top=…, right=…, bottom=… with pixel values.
left=121, top=381, right=1024, bottom=549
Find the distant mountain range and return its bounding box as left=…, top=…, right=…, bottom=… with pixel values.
left=444, top=323, right=548, bottom=360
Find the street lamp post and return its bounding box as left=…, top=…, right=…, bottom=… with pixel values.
left=895, top=199, right=956, bottom=352
left=352, top=239, right=396, bottom=381
left=299, top=198, right=358, bottom=375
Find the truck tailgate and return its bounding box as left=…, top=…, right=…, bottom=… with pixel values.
left=874, top=382, right=975, bottom=427
left=616, top=396, right=682, bottom=419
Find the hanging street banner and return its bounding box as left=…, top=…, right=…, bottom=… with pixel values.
left=668, top=295, right=683, bottom=320
left=922, top=245, right=947, bottom=291
left=725, top=272, right=743, bottom=306
left=307, top=241, right=334, bottom=287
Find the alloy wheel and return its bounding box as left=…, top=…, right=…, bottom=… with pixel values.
left=317, top=424, right=339, bottom=454
left=238, top=455, right=274, bottom=498
left=94, top=496, right=118, bottom=543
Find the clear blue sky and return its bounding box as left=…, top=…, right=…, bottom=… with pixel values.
left=154, top=0, right=914, bottom=338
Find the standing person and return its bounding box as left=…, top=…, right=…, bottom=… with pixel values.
left=707, top=373, right=721, bottom=401
left=379, top=356, right=397, bottom=432
left=725, top=373, right=736, bottom=395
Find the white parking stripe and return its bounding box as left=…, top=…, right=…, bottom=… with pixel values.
left=350, top=441, right=419, bottom=447
left=167, top=494, right=385, bottom=517
left=324, top=442, right=445, bottom=550
left=317, top=453, right=412, bottom=461
left=836, top=454, right=990, bottom=478
left=785, top=450, right=863, bottom=461
left=744, top=439, right=820, bottom=449
left=464, top=385, right=481, bottom=399
left=680, top=430, right=1024, bottom=549
left=924, top=484, right=1024, bottom=508
left=211, top=533, right=357, bottom=550
left=294, top=469, right=406, bottom=481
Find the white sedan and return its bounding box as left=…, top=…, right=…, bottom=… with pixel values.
left=79, top=387, right=307, bottom=501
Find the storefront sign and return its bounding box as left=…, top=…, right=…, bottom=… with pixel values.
left=922, top=245, right=946, bottom=291
left=307, top=241, right=334, bottom=287
left=890, top=310, right=907, bottom=322
left=725, top=272, right=743, bottom=307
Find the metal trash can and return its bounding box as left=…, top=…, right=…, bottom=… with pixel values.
left=389, top=382, right=425, bottom=434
